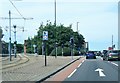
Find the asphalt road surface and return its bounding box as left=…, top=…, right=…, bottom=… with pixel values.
left=63, top=56, right=119, bottom=82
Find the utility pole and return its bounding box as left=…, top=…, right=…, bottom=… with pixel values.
left=112, top=35, right=113, bottom=50
left=77, top=22, right=79, bottom=33
left=55, top=0, right=57, bottom=58
left=9, top=10, right=12, bottom=61
left=1, top=12, right=33, bottom=58
left=55, top=0, right=56, bottom=26
left=13, top=25, right=17, bottom=58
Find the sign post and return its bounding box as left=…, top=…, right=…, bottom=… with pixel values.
left=43, top=31, right=48, bottom=66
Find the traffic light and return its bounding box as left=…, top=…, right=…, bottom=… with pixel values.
left=24, top=40, right=27, bottom=46
left=62, top=44, right=64, bottom=48
left=70, top=37, right=74, bottom=45
left=14, top=41, right=17, bottom=44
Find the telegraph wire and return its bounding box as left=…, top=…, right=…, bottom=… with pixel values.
left=9, top=0, right=25, bottom=19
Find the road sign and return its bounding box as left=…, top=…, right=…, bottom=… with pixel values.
left=43, top=31, right=48, bottom=40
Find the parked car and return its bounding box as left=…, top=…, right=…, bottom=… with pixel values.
left=86, top=51, right=96, bottom=59
left=103, top=50, right=120, bottom=61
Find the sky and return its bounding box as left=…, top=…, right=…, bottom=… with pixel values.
left=0, top=0, right=119, bottom=51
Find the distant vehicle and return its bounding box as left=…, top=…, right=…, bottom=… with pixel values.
left=86, top=51, right=96, bottom=59
left=102, top=50, right=108, bottom=58
left=103, top=50, right=120, bottom=61
left=96, top=51, right=102, bottom=56
left=118, top=50, right=120, bottom=60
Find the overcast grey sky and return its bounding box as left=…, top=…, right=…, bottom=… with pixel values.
left=0, top=0, right=119, bottom=51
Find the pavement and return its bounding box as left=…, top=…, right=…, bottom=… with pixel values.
left=1, top=54, right=82, bottom=82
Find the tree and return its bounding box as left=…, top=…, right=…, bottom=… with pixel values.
left=0, top=27, right=3, bottom=41
left=26, top=21, right=85, bottom=55
left=0, top=27, right=4, bottom=54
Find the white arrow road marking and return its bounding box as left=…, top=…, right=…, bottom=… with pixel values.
left=95, top=68, right=106, bottom=77
left=68, top=69, right=77, bottom=78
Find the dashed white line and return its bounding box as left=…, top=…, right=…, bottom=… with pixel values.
left=77, top=63, right=82, bottom=68
left=108, top=61, right=118, bottom=67
left=68, top=59, right=85, bottom=78
left=110, top=62, right=118, bottom=67
left=82, top=60, right=85, bottom=63
left=68, top=69, right=77, bottom=78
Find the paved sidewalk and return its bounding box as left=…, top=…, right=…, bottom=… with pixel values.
left=2, top=55, right=83, bottom=81
left=1, top=54, right=29, bottom=69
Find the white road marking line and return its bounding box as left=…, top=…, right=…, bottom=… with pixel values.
left=68, top=69, right=77, bottom=78
left=82, top=60, right=84, bottom=63
left=111, top=62, right=118, bottom=67
left=77, top=63, right=82, bottom=68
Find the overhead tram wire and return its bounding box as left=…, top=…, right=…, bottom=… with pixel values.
left=9, top=0, right=25, bottom=19
left=8, top=0, right=33, bottom=30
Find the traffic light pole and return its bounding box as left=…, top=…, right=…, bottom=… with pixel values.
left=70, top=37, right=74, bottom=60
left=71, top=44, right=73, bottom=60
left=13, top=25, right=17, bottom=58
left=9, top=10, right=12, bottom=61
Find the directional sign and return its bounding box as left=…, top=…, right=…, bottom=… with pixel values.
left=43, top=31, right=48, bottom=40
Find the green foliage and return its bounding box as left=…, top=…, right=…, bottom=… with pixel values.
left=26, top=21, right=85, bottom=55
left=0, top=27, right=3, bottom=41
left=49, top=47, right=70, bottom=56
left=16, top=44, right=24, bottom=53
left=49, top=46, right=80, bottom=56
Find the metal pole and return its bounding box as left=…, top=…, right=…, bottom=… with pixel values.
left=77, top=22, right=79, bottom=33
left=9, top=10, right=12, bottom=61
left=55, top=0, right=56, bottom=25
left=56, top=42, right=57, bottom=58
left=44, top=41, right=47, bottom=66
left=62, top=48, right=63, bottom=56
left=55, top=0, right=57, bottom=58
left=42, top=42, right=44, bottom=56
left=71, top=44, right=73, bottom=60
left=13, top=25, right=17, bottom=58
left=112, top=35, right=113, bottom=50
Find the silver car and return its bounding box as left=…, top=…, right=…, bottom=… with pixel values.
left=104, top=50, right=119, bottom=61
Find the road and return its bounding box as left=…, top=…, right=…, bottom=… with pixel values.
left=64, top=58, right=118, bottom=81
left=46, top=56, right=119, bottom=83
